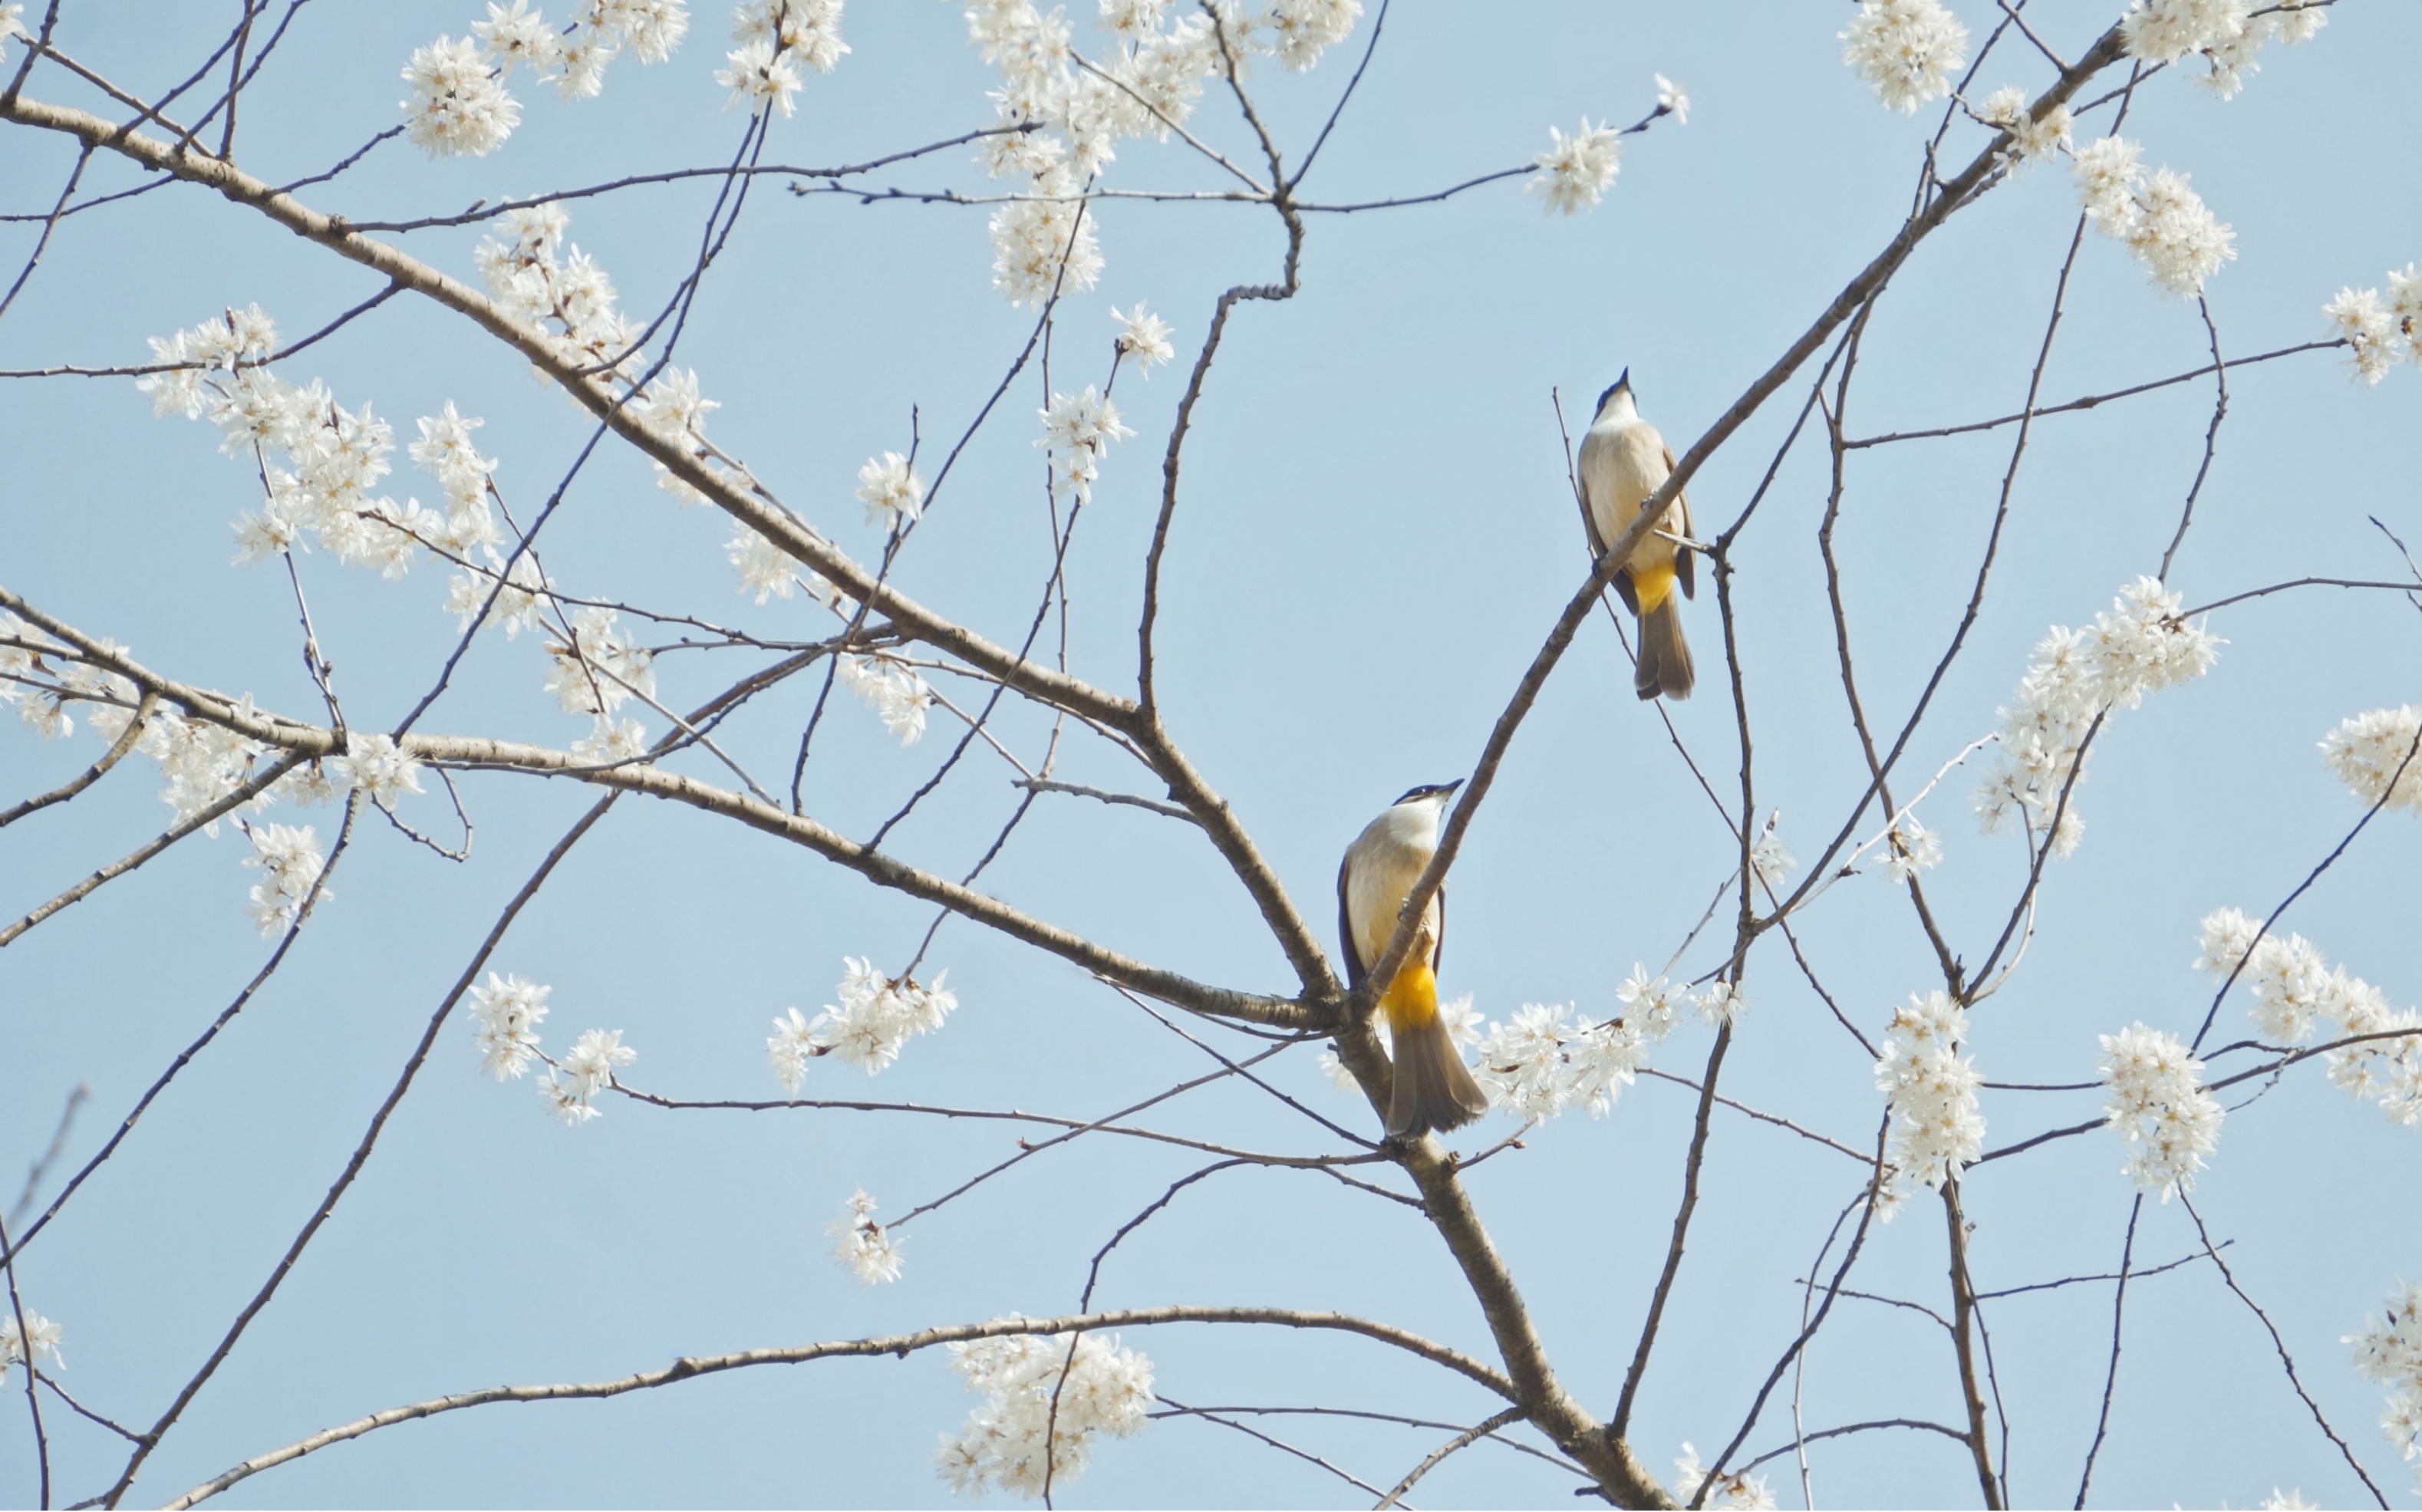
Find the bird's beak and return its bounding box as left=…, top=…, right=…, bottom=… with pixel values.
left=1442, top=779, right=1465, bottom=799
left=1616, top=367, right=1630, bottom=390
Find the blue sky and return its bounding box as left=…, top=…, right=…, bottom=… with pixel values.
left=4, top=2, right=2420, bottom=1507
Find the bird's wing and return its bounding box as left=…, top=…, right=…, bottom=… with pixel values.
left=1576, top=430, right=1610, bottom=560
left=1664, top=440, right=1698, bottom=600
left=1336, top=849, right=1367, bottom=991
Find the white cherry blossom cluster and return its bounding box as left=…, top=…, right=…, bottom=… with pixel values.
left=835, top=653, right=934, bottom=746
left=1974, top=85, right=2071, bottom=168
left=0, top=1306, right=64, bottom=1386
left=542, top=606, right=656, bottom=717
left=1471, top=967, right=1687, bottom=1120
left=1972, top=577, right=2222, bottom=857
left=967, top=2, right=1358, bottom=305
left=240, top=821, right=330, bottom=937
left=474, top=203, right=648, bottom=389
left=856, top=450, right=927, bottom=531
left=826, top=1188, right=904, bottom=1284
left=1111, top=302, right=1175, bottom=372
left=2344, top=1280, right=2422, bottom=1488
left=1883, top=815, right=1944, bottom=883
left=1840, top=0, right=1969, bottom=115
left=330, top=731, right=425, bottom=809
left=6, top=629, right=134, bottom=745
left=0, top=4, right=28, bottom=61
left=727, top=524, right=844, bottom=608
left=1527, top=118, right=1621, bottom=216
left=2120, top=0, right=2326, bottom=98
left=470, top=971, right=552, bottom=1079
left=1674, top=1442, right=1778, bottom=1511
left=137, top=307, right=480, bottom=581
left=2321, top=268, right=2422, bottom=387
left=400, top=34, right=522, bottom=157
left=2096, top=1022, right=2222, bottom=1199
left=539, top=1026, right=638, bottom=1125
left=1035, top=385, right=1135, bottom=504
left=2321, top=703, right=2422, bottom=809
left=466, top=972, right=636, bottom=1124
left=716, top=0, right=846, bottom=120
left=934, top=1325, right=1156, bottom=1498
left=766, top=957, right=959, bottom=1090
left=404, top=0, right=699, bottom=157
left=2071, top=137, right=2236, bottom=300
left=1873, top=990, right=1983, bottom=1204
left=2196, top=908, right=2422, bottom=1127
left=0, top=624, right=346, bottom=842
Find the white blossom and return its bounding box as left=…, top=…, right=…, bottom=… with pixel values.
left=562, top=1026, right=635, bottom=1096
left=717, top=38, right=803, bottom=115
left=240, top=822, right=329, bottom=937
left=469, top=971, right=551, bottom=1080
left=565, top=717, right=644, bottom=769
left=2324, top=287, right=2401, bottom=385
left=2070, top=139, right=2234, bottom=298
left=2097, top=1023, right=2222, bottom=1199
left=1527, top=118, right=1621, bottom=216
left=1748, top=822, right=1794, bottom=889
left=726, top=524, right=840, bottom=607
left=401, top=35, right=522, bottom=156
left=2257, top=1490, right=2320, bottom=1511
left=855, top=450, right=928, bottom=530
left=0, top=1308, right=63, bottom=1385
left=1692, top=979, right=1744, bottom=1028
left=734, top=0, right=848, bottom=74
left=766, top=1006, right=818, bottom=1095
left=2322, top=706, right=2422, bottom=812
left=1976, top=84, right=2069, bottom=165
left=2345, top=1280, right=2422, bottom=1478
left=1673, top=1442, right=1777, bottom=1510
left=836, top=654, right=933, bottom=746
left=776, top=958, right=958, bottom=1079
left=537, top=1069, right=600, bottom=1125
left=2119, top=0, right=2318, bottom=95
left=447, top=553, right=555, bottom=637
left=936, top=1323, right=1155, bottom=1497
left=1033, top=384, right=1135, bottom=504
left=1473, top=986, right=1676, bottom=1121
left=2387, top=264, right=2422, bottom=367
left=1972, top=577, right=2220, bottom=853
left=2127, top=167, right=2235, bottom=299
left=1875, top=990, right=1984, bottom=1201
left=827, top=1188, right=905, bottom=1284
left=1840, top=0, right=1969, bottom=114
left=543, top=607, right=655, bottom=716
left=1884, top=816, right=1943, bottom=882
left=988, top=189, right=1104, bottom=308
left=2195, top=909, right=2422, bottom=1125
left=1111, top=301, right=1175, bottom=372
left=0, top=4, right=29, bottom=61
left=472, top=0, right=562, bottom=75
left=1263, top=0, right=1359, bottom=71
left=328, top=731, right=423, bottom=808
left=1655, top=72, right=1689, bottom=125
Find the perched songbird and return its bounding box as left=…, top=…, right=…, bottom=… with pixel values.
left=1579, top=370, right=1696, bottom=700
left=1337, top=781, right=1491, bottom=1138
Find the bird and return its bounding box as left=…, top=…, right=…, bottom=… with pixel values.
left=1578, top=370, right=1696, bottom=701
left=1336, top=780, right=1491, bottom=1139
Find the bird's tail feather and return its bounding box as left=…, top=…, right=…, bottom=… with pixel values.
left=1386, top=1013, right=1491, bottom=1138
left=1636, top=597, right=1695, bottom=702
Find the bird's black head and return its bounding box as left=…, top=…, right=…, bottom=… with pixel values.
left=1596, top=367, right=1633, bottom=414
left=1392, top=779, right=1465, bottom=807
